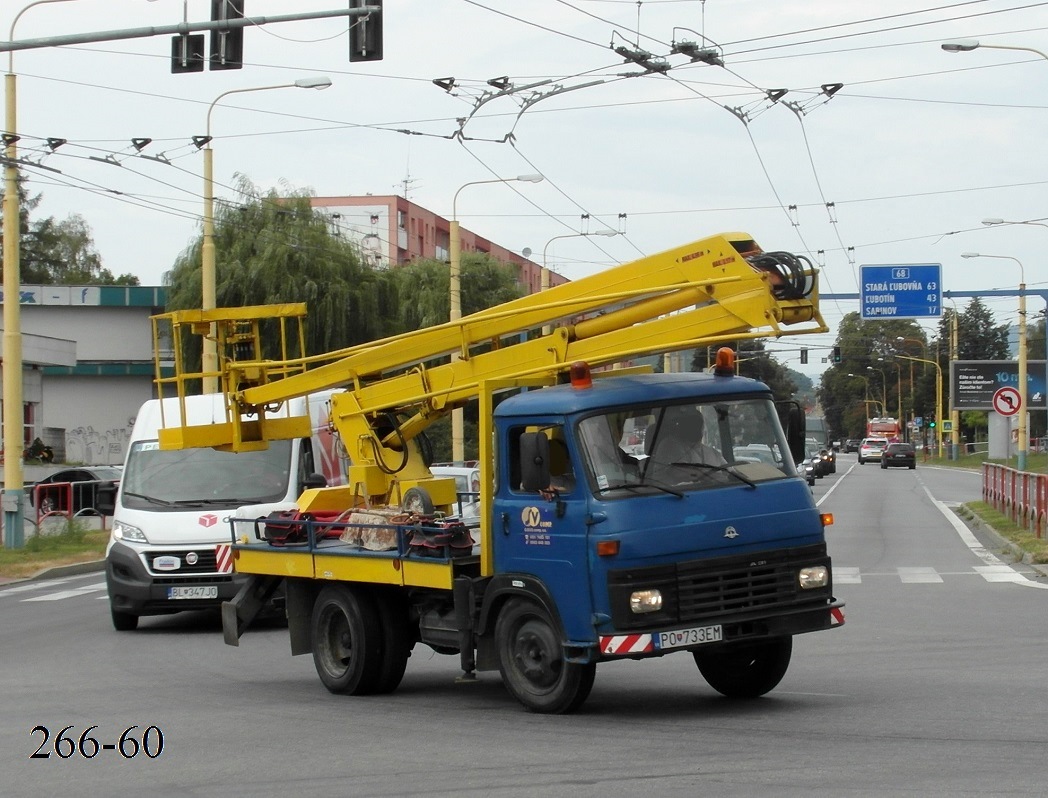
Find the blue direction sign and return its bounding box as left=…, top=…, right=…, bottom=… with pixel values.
left=860, top=264, right=942, bottom=319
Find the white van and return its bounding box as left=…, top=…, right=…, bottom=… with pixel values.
left=104, top=392, right=346, bottom=631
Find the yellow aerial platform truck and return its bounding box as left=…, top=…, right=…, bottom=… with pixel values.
left=135, top=231, right=843, bottom=713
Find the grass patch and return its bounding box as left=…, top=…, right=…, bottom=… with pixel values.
left=0, top=521, right=108, bottom=581
left=957, top=501, right=1048, bottom=565
left=922, top=451, right=1048, bottom=472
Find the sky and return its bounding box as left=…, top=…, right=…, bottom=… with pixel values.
left=5, top=0, right=1048, bottom=382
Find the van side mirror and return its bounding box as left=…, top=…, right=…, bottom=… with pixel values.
left=95, top=481, right=117, bottom=516
left=519, top=432, right=551, bottom=492
left=299, top=473, right=327, bottom=493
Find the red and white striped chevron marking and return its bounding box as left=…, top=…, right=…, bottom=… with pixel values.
left=599, top=634, right=654, bottom=656
left=830, top=607, right=845, bottom=626
left=215, top=544, right=233, bottom=574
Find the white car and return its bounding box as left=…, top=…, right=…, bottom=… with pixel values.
left=428, top=464, right=481, bottom=522
left=858, top=437, right=889, bottom=465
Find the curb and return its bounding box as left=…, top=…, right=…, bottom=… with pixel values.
left=956, top=507, right=1048, bottom=578
left=0, top=558, right=105, bottom=586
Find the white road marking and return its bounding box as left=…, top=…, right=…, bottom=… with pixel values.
left=898, top=566, right=943, bottom=584
left=0, top=576, right=78, bottom=596
left=22, top=581, right=107, bottom=602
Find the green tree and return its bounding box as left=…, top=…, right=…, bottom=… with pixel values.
left=817, top=313, right=928, bottom=440
left=166, top=176, right=395, bottom=359
left=0, top=176, right=136, bottom=285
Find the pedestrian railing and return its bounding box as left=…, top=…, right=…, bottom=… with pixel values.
left=983, top=464, right=1047, bottom=539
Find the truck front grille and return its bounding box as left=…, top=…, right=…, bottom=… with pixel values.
left=141, top=548, right=221, bottom=577
left=607, top=543, right=831, bottom=630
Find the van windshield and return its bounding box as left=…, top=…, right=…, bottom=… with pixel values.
left=577, top=397, right=797, bottom=496
left=122, top=440, right=293, bottom=509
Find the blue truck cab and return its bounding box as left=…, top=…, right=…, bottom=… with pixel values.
left=484, top=365, right=842, bottom=710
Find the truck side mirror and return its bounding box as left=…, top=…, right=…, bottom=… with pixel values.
left=776, top=400, right=806, bottom=464
left=95, top=481, right=117, bottom=516
left=519, top=432, right=551, bottom=493
left=299, top=473, right=328, bottom=493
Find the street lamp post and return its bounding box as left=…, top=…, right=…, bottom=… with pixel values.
left=3, top=0, right=76, bottom=548
left=200, top=77, right=332, bottom=394
left=541, top=230, right=618, bottom=291
left=897, top=355, right=944, bottom=457
left=848, top=373, right=882, bottom=417
left=448, top=174, right=543, bottom=462
left=961, top=252, right=1027, bottom=471
left=867, top=366, right=887, bottom=417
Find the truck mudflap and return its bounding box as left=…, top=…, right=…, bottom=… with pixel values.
left=598, top=599, right=845, bottom=659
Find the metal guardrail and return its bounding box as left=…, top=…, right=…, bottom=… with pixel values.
left=982, top=464, right=1047, bottom=539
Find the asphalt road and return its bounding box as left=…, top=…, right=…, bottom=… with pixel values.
left=3, top=457, right=1046, bottom=797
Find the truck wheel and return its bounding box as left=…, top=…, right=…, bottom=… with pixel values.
left=495, top=598, right=595, bottom=714
left=694, top=637, right=792, bottom=698
left=111, top=608, right=139, bottom=631
left=311, top=585, right=383, bottom=695
left=374, top=595, right=413, bottom=694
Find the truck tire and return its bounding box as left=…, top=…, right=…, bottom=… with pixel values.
left=311, top=585, right=384, bottom=695
left=111, top=608, right=139, bottom=632
left=374, top=594, right=413, bottom=694
left=495, top=598, right=595, bottom=714
left=694, top=637, right=792, bottom=698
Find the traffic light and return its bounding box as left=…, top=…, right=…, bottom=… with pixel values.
left=832, top=346, right=841, bottom=363
left=800, top=348, right=808, bottom=365
left=928, top=418, right=936, bottom=429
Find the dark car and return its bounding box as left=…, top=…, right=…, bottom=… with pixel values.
left=844, top=438, right=861, bottom=453
left=28, top=466, right=122, bottom=516
left=880, top=443, right=916, bottom=470
left=795, top=451, right=816, bottom=486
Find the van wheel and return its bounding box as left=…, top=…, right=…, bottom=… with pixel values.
left=695, top=637, right=792, bottom=698
left=495, top=598, right=595, bottom=714
left=111, top=608, right=139, bottom=631
left=311, top=585, right=383, bottom=695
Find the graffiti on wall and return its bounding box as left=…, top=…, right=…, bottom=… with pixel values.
left=65, top=426, right=132, bottom=465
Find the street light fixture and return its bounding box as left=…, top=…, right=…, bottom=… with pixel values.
left=941, top=39, right=1048, bottom=61
left=867, top=366, right=887, bottom=418
left=3, top=0, right=78, bottom=549
left=200, top=77, right=332, bottom=394
left=960, top=251, right=1028, bottom=470
left=448, top=174, right=544, bottom=461
left=542, top=229, right=618, bottom=290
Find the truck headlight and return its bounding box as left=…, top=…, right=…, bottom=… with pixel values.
left=798, top=566, right=828, bottom=589
left=629, top=589, right=663, bottom=613
left=113, top=520, right=148, bottom=544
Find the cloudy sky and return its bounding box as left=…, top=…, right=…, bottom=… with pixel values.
left=5, top=0, right=1048, bottom=380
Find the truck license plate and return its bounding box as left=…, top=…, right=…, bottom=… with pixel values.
left=167, top=586, right=218, bottom=600
left=655, top=624, right=723, bottom=650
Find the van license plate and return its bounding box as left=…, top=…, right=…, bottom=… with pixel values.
left=655, top=624, right=723, bottom=650
left=167, top=586, right=218, bottom=600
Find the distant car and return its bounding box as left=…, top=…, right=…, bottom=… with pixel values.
left=795, top=451, right=816, bottom=486
left=881, top=442, right=916, bottom=470
left=844, top=438, right=861, bottom=453
left=817, top=448, right=836, bottom=475
left=28, top=466, right=122, bottom=516
left=858, top=437, right=889, bottom=465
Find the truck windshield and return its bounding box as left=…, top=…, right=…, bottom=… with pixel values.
left=577, top=397, right=797, bottom=496
left=121, top=439, right=293, bottom=509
